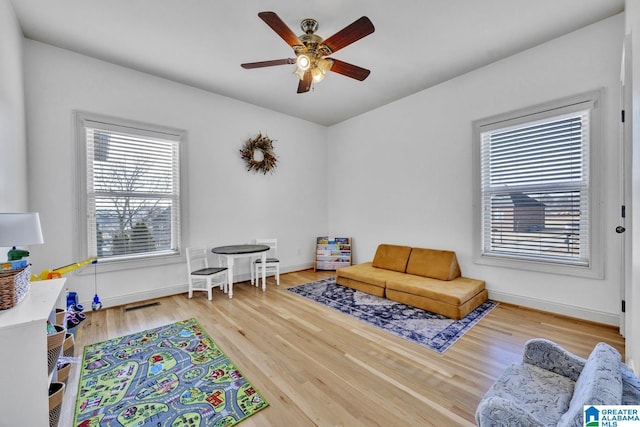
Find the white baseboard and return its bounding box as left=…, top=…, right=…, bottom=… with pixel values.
left=489, top=290, right=620, bottom=326
left=283, top=262, right=316, bottom=273
left=76, top=263, right=317, bottom=309
left=219, top=262, right=315, bottom=284
left=78, top=283, right=187, bottom=310
left=76, top=270, right=618, bottom=328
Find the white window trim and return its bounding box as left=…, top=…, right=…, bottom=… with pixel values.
left=74, top=111, right=189, bottom=273
left=472, top=90, right=603, bottom=279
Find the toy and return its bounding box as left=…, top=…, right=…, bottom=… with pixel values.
left=91, top=260, right=102, bottom=311
left=66, top=290, right=83, bottom=311
left=65, top=290, right=86, bottom=329
left=33, top=257, right=99, bottom=326
left=32, top=257, right=96, bottom=281
left=7, top=247, right=30, bottom=261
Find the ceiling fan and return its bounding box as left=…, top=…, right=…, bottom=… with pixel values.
left=241, top=11, right=375, bottom=93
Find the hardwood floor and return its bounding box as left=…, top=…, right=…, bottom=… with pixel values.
left=59, top=269, right=625, bottom=426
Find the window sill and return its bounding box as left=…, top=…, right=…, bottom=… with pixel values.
left=475, top=253, right=603, bottom=279
left=74, top=252, right=184, bottom=275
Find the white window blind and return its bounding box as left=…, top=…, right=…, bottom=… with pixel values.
left=83, top=120, right=181, bottom=260
left=479, top=105, right=591, bottom=266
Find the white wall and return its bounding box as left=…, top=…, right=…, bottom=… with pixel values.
left=0, top=0, right=27, bottom=211
left=23, top=40, right=329, bottom=308
left=9, top=3, right=630, bottom=331
left=328, top=14, right=625, bottom=325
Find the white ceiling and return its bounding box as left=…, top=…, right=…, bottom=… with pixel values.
left=10, top=0, right=624, bottom=126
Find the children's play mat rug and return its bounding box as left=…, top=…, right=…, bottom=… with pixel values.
left=74, top=318, right=268, bottom=426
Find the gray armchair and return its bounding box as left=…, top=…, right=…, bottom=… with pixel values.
left=476, top=338, right=640, bottom=427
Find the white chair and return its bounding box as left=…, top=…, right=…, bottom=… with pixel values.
left=251, top=238, right=280, bottom=287
left=186, top=247, right=228, bottom=300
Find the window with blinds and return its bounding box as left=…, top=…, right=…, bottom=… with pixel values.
left=474, top=92, right=601, bottom=275
left=79, top=116, right=183, bottom=261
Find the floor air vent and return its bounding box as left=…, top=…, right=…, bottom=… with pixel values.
left=124, top=302, right=160, bottom=312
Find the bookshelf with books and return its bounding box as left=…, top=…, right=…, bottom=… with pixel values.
left=315, top=237, right=352, bottom=270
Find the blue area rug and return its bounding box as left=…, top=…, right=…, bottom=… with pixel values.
left=286, top=278, right=497, bottom=353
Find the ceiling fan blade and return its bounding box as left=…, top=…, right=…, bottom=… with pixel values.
left=322, top=16, right=375, bottom=54
left=258, top=11, right=301, bottom=48
left=297, top=71, right=312, bottom=93
left=328, top=59, right=371, bottom=81
left=241, top=58, right=295, bottom=69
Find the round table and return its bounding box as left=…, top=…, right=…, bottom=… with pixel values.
left=212, top=244, right=270, bottom=298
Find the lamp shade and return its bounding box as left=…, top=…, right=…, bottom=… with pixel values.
left=0, top=213, right=44, bottom=247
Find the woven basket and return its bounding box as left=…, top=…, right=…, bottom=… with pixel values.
left=54, top=308, right=65, bottom=325
left=0, top=265, right=31, bottom=310
left=47, top=325, right=65, bottom=376
left=56, top=362, right=71, bottom=386
left=48, top=382, right=65, bottom=427
left=63, top=332, right=75, bottom=357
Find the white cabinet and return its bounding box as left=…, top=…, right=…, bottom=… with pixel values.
left=0, top=278, right=66, bottom=426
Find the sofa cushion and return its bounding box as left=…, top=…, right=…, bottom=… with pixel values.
left=386, top=288, right=487, bottom=320
left=405, top=247, right=461, bottom=280
left=476, top=396, right=547, bottom=427
left=386, top=275, right=485, bottom=306
left=621, top=363, right=640, bottom=405
left=371, top=244, right=412, bottom=273
left=557, top=342, right=622, bottom=427
left=336, top=262, right=409, bottom=288
left=523, top=338, right=586, bottom=382
left=479, top=362, right=575, bottom=426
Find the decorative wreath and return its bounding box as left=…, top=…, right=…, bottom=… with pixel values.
left=239, top=133, right=278, bottom=175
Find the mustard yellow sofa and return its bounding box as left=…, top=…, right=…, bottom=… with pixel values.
left=336, top=244, right=487, bottom=319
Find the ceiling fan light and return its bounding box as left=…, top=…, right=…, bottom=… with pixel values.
left=311, top=67, right=325, bottom=82
left=296, top=54, right=311, bottom=71
left=316, top=57, right=333, bottom=74
left=293, top=66, right=306, bottom=80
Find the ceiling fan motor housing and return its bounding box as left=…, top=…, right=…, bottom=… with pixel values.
left=300, top=18, right=318, bottom=34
